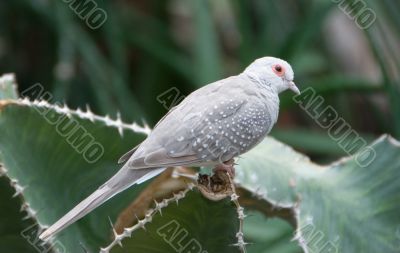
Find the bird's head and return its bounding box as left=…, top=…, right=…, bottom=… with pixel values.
left=243, top=57, right=300, bottom=95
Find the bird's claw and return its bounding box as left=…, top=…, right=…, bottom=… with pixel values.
left=213, top=159, right=236, bottom=178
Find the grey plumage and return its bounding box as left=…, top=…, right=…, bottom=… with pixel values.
left=39, top=57, right=300, bottom=241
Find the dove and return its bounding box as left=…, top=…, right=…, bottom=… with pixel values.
left=39, top=56, right=300, bottom=241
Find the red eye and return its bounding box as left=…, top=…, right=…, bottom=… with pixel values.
left=272, top=64, right=285, bottom=76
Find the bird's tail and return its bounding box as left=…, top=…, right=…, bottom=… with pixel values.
left=39, top=167, right=165, bottom=241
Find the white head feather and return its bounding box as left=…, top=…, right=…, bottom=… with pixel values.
left=243, top=57, right=300, bottom=95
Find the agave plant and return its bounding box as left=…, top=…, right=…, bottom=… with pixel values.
left=1, top=74, right=400, bottom=253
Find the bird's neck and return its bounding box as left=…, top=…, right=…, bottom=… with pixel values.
left=262, top=88, right=280, bottom=126
left=240, top=72, right=280, bottom=125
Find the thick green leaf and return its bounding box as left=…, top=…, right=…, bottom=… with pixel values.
left=111, top=192, right=239, bottom=253
left=245, top=213, right=302, bottom=253
left=236, top=137, right=322, bottom=208
left=0, top=176, right=40, bottom=253
left=0, top=100, right=147, bottom=252
left=237, top=136, right=400, bottom=253
left=0, top=74, right=50, bottom=253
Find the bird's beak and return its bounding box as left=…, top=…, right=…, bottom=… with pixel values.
left=289, top=81, right=300, bottom=95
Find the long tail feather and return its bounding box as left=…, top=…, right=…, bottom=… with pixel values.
left=39, top=167, right=165, bottom=241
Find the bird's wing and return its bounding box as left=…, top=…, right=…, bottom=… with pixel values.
left=118, top=106, right=178, bottom=164
left=125, top=75, right=255, bottom=169
left=127, top=148, right=203, bottom=168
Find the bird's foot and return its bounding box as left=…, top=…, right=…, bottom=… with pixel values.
left=197, top=159, right=236, bottom=201
left=197, top=171, right=233, bottom=201
left=212, top=159, right=235, bottom=178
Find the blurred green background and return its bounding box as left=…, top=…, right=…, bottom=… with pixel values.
left=0, top=0, right=399, bottom=164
